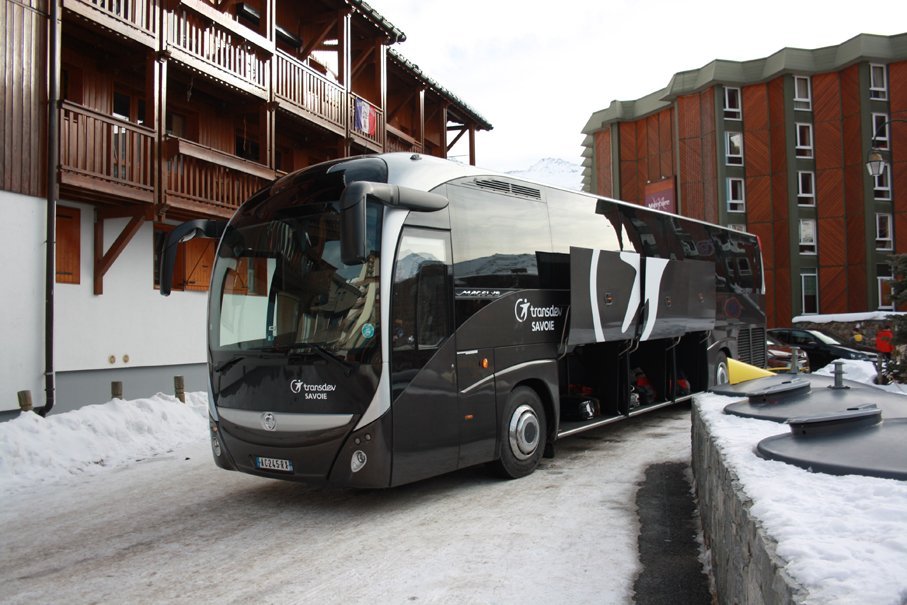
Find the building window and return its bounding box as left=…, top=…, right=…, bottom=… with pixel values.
left=795, top=123, right=813, bottom=158
left=727, top=178, right=746, bottom=212
left=56, top=206, right=81, bottom=284
left=728, top=223, right=747, bottom=232
left=870, top=63, right=888, bottom=100
left=725, top=132, right=744, bottom=165
left=797, top=171, right=815, bottom=206
left=879, top=277, right=894, bottom=310
left=874, top=165, right=892, bottom=200
left=724, top=87, right=742, bottom=120
left=794, top=76, right=812, bottom=111
left=801, top=270, right=818, bottom=315
left=799, top=219, right=817, bottom=254
left=872, top=113, right=890, bottom=150
left=876, top=213, right=893, bottom=250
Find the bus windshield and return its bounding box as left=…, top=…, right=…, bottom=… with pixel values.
left=209, top=159, right=385, bottom=363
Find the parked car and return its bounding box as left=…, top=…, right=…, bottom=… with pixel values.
left=766, top=335, right=811, bottom=373
left=767, top=328, right=877, bottom=371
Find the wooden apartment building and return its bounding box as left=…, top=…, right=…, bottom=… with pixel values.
left=0, top=0, right=491, bottom=414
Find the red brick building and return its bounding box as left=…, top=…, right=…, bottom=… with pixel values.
left=582, top=33, right=907, bottom=328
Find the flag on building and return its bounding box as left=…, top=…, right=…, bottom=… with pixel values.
left=354, top=98, right=377, bottom=136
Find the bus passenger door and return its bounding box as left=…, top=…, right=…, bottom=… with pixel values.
left=389, top=229, right=459, bottom=485
left=456, top=348, right=496, bottom=467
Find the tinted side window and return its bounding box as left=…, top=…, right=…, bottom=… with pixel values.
left=547, top=190, right=621, bottom=252
left=391, top=228, right=452, bottom=351
left=448, top=183, right=552, bottom=290
left=710, top=227, right=762, bottom=293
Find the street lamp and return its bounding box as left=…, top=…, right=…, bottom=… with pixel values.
left=866, top=148, right=887, bottom=178
left=866, top=118, right=907, bottom=178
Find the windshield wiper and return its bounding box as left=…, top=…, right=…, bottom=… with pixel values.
left=214, top=356, right=246, bottom=373
left=289, top=344, right=356, bottom=376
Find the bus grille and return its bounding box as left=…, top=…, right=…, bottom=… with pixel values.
left=737, top=327, right=766, bottom=368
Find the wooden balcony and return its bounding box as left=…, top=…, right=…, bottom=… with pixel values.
left=58, top=102, right=275, bottom=216
left=164, top=0, right=271, bottom=99
left=386, top=125, right=422, bottom=154
left=162, top=137, right=276, bottom=217
left=275, top=50, right=346, bottom=132
left=63, top=0, right=159, bottom=47
left=59, top=101, right=155, bottom=204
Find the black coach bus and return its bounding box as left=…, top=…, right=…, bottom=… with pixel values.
left=160, top=153, right=765, bottom=487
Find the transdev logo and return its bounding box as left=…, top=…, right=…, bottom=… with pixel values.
left=514, top=298, right=531, bottom=322
left=514, top=298, right=563, bottom=332
left=290, top=380, right=338, bottom=400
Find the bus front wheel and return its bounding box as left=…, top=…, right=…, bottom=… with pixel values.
left=494, top=386, right=546, bottom=479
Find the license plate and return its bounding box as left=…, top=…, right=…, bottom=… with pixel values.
left=255, top=456, right=294, bottom=473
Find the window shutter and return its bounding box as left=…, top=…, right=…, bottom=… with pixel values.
left=183, top=238, right=214, bottom=291
left=56, top=206, right=81, bottom=284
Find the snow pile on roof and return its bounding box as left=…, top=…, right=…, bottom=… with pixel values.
left=0, top=393, right=208, bottom=494
left=697, top=360, right=907, bottom=604
left=507, top=158, right=583, bottom=190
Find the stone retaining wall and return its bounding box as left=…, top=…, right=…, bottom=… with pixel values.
left=691, top=402, right=809, bottom=604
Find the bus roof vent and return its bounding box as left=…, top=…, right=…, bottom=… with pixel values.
left=511, top=184, right=542, bottom=199
left=474, top=179, right=542, bottom=200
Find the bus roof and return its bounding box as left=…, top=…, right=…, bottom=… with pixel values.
left=379, top=153, right=756, bottom=239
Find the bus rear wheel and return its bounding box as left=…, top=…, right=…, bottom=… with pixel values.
left=715, top=352, right=730, bottom=385
left=494, top=386, right=546, bottom=479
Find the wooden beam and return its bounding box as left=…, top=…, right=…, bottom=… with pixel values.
left=93, top=213, right=146, bottom=295
left=300, top=19, right=338, bottom=61
left=351, top=41, right=380, bottom=80
left=387, top=88, right=417, bottom=122
left=447, top=126, right=467, bottom=152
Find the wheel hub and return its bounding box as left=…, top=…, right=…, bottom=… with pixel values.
left=509, top=404, right=540, bottom=460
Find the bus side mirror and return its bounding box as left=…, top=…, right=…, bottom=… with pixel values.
left=159, top=219, right=226, bottom=296
left=340, top=181, right=448, bottom=265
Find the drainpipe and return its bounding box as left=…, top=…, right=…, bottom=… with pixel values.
left=42, top=0, right=61, bottom=417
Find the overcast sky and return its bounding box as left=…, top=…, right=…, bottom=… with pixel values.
left=371, top=0, right=905, bottom=172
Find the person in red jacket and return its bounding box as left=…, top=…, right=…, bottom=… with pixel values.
left=876, top=324, right=894, bottom=361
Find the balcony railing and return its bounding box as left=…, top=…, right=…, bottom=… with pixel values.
left=275, top=51, right=345, bottom=131
left=386, top=125, right=422, bottom=154
left=63, top=0, right=158, bottom=46
left=59, top=101, right=155, bottom=202
left=163, top=137, right=275, bottom=216
left=165, top=1, right=270, bottom=97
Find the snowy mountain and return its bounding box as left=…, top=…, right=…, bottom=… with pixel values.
left=506, top=157, right=583, bottom=191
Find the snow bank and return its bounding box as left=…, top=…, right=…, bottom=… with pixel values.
left=697, top=369, right=907, bottom=605
left=0, top=392, right=208, bottom=493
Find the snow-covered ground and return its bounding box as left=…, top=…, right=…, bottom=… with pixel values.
left=2, top=360, right=906, bottom=604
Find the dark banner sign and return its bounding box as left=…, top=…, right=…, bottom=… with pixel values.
left=644, top=178, right=675, bottom=213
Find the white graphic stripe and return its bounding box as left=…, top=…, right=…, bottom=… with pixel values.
left=590, top=249, right=604, bottom=342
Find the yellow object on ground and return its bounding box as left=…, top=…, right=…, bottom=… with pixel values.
left=727, top=358, right=775, bottom=384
